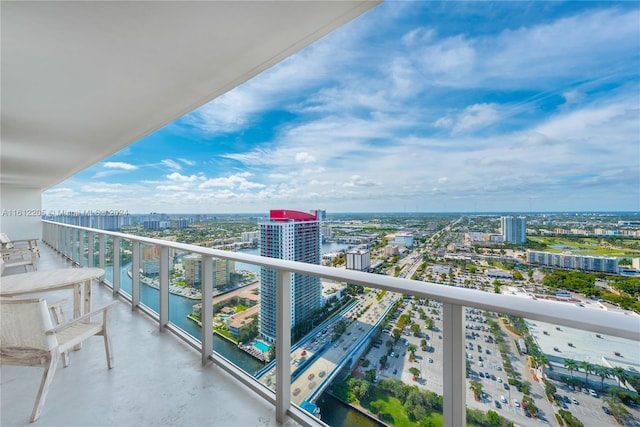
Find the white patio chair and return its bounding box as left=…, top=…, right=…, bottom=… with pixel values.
left=0, top=232, right=39, bottom=273
left=0, top=297, right=117, bottom=422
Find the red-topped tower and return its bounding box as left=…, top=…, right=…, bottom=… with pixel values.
left=259, top=210, right=321, bottom=342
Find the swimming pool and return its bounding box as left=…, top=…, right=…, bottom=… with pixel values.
left=254, top=341, right=270, bottom=352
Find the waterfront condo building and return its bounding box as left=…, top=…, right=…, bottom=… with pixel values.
left=501, top=215, right=527, bottom=244
left=259, top=210, right=322, bottom=342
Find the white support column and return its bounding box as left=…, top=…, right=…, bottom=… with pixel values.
left=201, top=255, right=213, bottom=364
left=275, top=269, right=292, bottom=424
left=131, top=240, right=140, bottom=309
left=443, top=302, right=465, bottom=427
left=98, top=234, right=105, bottom=269
left=87, top=231, right=94, bottom=268
left=112, top=236, right=121, bottom=295
left=159, top=246, right=169, bottom=331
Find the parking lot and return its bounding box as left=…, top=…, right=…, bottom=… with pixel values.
left=356, top=296, right=640, bottom=427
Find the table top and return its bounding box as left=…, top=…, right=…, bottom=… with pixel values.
left=0, top=267, right=105, bottom=296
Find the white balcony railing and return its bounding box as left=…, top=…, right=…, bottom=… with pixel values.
left=42, top=220, right=640, bottom=427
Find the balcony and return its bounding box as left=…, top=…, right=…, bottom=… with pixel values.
left=2, top=221, right=638, bottom=426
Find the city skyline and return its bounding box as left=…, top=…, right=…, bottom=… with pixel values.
left=42, top=1, right=640, bottom=214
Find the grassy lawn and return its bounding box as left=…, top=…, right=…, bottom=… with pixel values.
left=360, top=386, right=443, bottom=427
left=529, top=236, right=640, bottom=257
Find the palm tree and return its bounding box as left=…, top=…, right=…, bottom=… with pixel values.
left=580, top=360, right=593, bottom=387
left=409, top=367, right=421, bottom=381
left=612, top=366, right=628, bottom=389
left=407, top=344, right=417, bottom=361
left=564, top=358, right=578, bottom=380
left=594, top=365, right=611, bottom=391
left=469, top=380, right=483, bottom=400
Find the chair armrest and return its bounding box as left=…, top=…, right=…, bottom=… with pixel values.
left=8, top=238, right=38, bottom=245
left=46, top=301, right=119, bottom=335
left=48, top=299, right=70, bottom=325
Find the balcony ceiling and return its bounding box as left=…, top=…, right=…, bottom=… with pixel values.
left=1, top=1, right=379, bottom=190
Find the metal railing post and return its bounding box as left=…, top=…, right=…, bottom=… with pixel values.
left=78, top=229, right=85, bottom=266
left=87, top=231, right=95, bottom=267
left=159, top=246, right=169, bottom=331
left=443, top=302, right=465, bottom=427
left=131, top=240, right=140, bottom=309
left=98, top=234, right=105, bottom=268
left=275, top=269, right=292, bottom=424
left=201, top=255, right=213, bottom=364
left=112, top=236, right=121, bottom=295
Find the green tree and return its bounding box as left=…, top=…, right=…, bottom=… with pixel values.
left=486, top=410, right=501, bottom=427
left=379, top=355, right=388, bottom=368
left=392, top=328, right=402, bottom=342
left=522, top=395, right=538, bottom=416
left=407, top=344, right=417, bottom=361
left=603, top=397, right=632, bottom=425
left=594, top=365, right=611, bottom=391
left=612, top=366, right=628, bottom=389
left=580, top=360, right=593, bottom=387
left=469, top=380, right=483, bottom=399
left=564, top=358, right=578, bottom=380
left=409, top=367, right=421, bottom=380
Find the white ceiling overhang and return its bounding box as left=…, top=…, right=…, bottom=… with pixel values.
left=1, top=1, right=380, bottom=190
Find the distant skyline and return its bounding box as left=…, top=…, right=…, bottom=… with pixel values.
left=43, top=1, right=640, bottom=214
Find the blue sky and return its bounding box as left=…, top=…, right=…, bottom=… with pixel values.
left=43, top=1, right=640, bottom=214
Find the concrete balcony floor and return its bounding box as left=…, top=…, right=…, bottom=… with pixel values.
left=1, top=244, right=299, bottom=427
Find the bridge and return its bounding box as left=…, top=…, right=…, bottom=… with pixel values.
left=256, top=289, right=401, bottom=414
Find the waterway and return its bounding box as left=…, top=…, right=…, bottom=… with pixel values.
left=103, top=242, right=355, bottom=375
left=316, top=394, right=382, bottom=427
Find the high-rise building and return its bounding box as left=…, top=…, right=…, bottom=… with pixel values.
left=501, top=216, right=526, bottom=244
left=346, top=249, right=371, bottom=272
left=183, top=254, right=235, bottom=287
left=259, top=209, right=322, bottom=342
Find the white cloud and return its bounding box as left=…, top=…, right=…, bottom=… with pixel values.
left=453, top=103, right=500, bottom=134
left=161, top=159, right=182, bottom=171
left=167, top=172, right=198, bottom=182
left=103, top=162, right=138, bottom=170
left=295, top=152, right=316, bottom=163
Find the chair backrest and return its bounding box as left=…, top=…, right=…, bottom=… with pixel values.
left=0, top=233, right=14, bottom=249
left=0, top=298, right=57, bottom=351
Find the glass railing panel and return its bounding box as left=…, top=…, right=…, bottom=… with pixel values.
left=166, top=249, right=202, bottom=338
left=102, top=235, right=114, bottom=285
left=125, top=242, right=162, bottom=314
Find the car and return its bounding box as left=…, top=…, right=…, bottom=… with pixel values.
left=393, top=368, right=398, bottom=374
left=308, top=373, right=315, bottom=380
left=428, top=357, right=433, bottom=363
left=572, top=397, right=578, bottom=405
left=485, top=372, right=490, bottom=378
left=318, top=371, right=326, bottom=378
left=478, top=372, right=484, bottom=378
left=293, top=388, right=301, bottom=396
left=478, top=361, right=484, bottom=367
left=395, top=353, right=399, bottom=358
left=590, top=389, right=598, bottom=398
left=500, top=395, right=507, bottom=403
left=494, top=400, right=502, bottom=409
left=497, top=377, right=503, bottom=383
left=602, top=406, right=612, bottom=415
left=513, top=399, right=520, bottom=407
left=503, top=383, right=509, bottom=390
